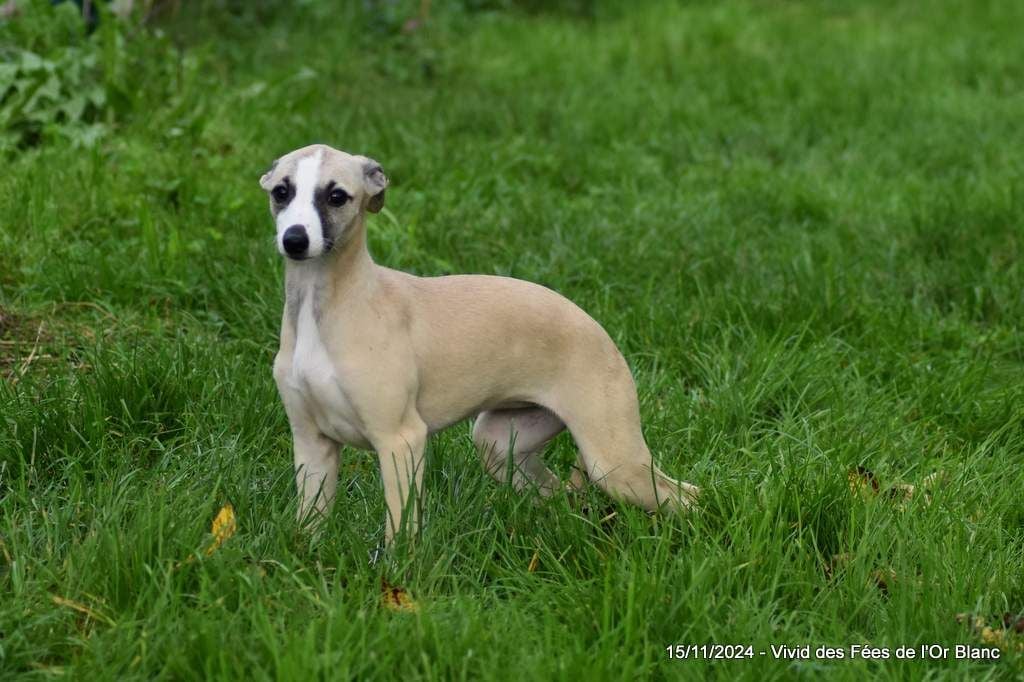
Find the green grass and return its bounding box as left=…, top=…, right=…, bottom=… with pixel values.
left=2, top=0, right=1024, bottom=679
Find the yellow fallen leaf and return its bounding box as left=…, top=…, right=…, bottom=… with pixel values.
left=956, top=613, right=1024, bottom=653
left=980, top=626, right=1003, bottom=647
left=381, top=578, right=418, bottom=613
left=528, top=551, right=540, bottom=573
left=847, top=467, right=879, bottom=500
left=204, top=503, right=237, bottom=556
left=979, top=625, right=1024, bottom=652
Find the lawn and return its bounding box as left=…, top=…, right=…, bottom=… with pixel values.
left=1, top=0, right=1023, bottom=679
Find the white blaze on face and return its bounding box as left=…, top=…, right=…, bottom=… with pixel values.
left=276, top=149, right=324, bottom=258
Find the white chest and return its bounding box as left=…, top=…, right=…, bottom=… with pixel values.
left=283, top=295, right=370, bottom=448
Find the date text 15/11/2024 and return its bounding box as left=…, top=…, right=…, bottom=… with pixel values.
left=665, top=644, right=1001, bottom=661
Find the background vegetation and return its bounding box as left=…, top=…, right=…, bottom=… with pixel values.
left=1, top=0, right=1022, bottom=678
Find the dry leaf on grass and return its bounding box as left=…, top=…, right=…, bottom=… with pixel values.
left=869, top=568, right=899, bottom=597
left=885, top=483, right=916, bottom=502
left=956, top=612, right=1024, bottom=652
left=824, top=553, right=913, bottom=597
left=847, top=467, right=945, bottom=508
left=847, top=466, right=880, bottom=500
left=204, top=503, right=237, bottom=556
left=176, top=503, right=237, bottom=568
left=528, top=551, right=540, bottom=573
left=1005, top=614, right=1024, bottom=634
left=381, top=578, right=419, bottom=613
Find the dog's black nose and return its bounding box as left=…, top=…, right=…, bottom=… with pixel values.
left=282, top=225, right=309, bottom=256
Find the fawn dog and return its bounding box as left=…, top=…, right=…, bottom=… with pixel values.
left=261, top=144, right=699, bottom=543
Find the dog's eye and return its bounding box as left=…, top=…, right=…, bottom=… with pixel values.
left=327, top=188, right=349, bottom=207
left=271, top=185, right=289, bottom=203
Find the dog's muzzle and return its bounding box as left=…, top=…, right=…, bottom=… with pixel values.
left=282, top=225, right=310, bottom=258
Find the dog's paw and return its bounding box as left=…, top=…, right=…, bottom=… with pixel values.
left=676, top=482, right=701, bottom=511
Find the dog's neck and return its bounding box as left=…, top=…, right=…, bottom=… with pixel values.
left=284, top=215, right=375, bottom=330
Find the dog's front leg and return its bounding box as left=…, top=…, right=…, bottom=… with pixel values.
left=292, top=429, right=340, bottom=526
left=373, top=419, right=428, bottom=546
left=275, top=354, right=340, bottom=525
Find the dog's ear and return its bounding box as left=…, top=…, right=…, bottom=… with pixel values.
left=361, top=157, right=388, bottom=213
left=259, top=159, right=278, bottom=191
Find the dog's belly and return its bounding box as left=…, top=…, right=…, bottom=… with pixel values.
left=422, top=397, right=540, bottom=434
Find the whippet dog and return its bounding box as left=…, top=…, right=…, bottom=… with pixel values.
left=262, top=144, right=699, bottom=543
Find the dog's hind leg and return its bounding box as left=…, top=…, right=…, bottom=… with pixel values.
left=570, top=416, right=699, bottom=511
left=554, top=367, right=700, bottom=512
left=473, top=406, right=566, bottom=495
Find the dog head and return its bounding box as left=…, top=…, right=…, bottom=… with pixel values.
left=259, top=144, right=388, bottom=261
